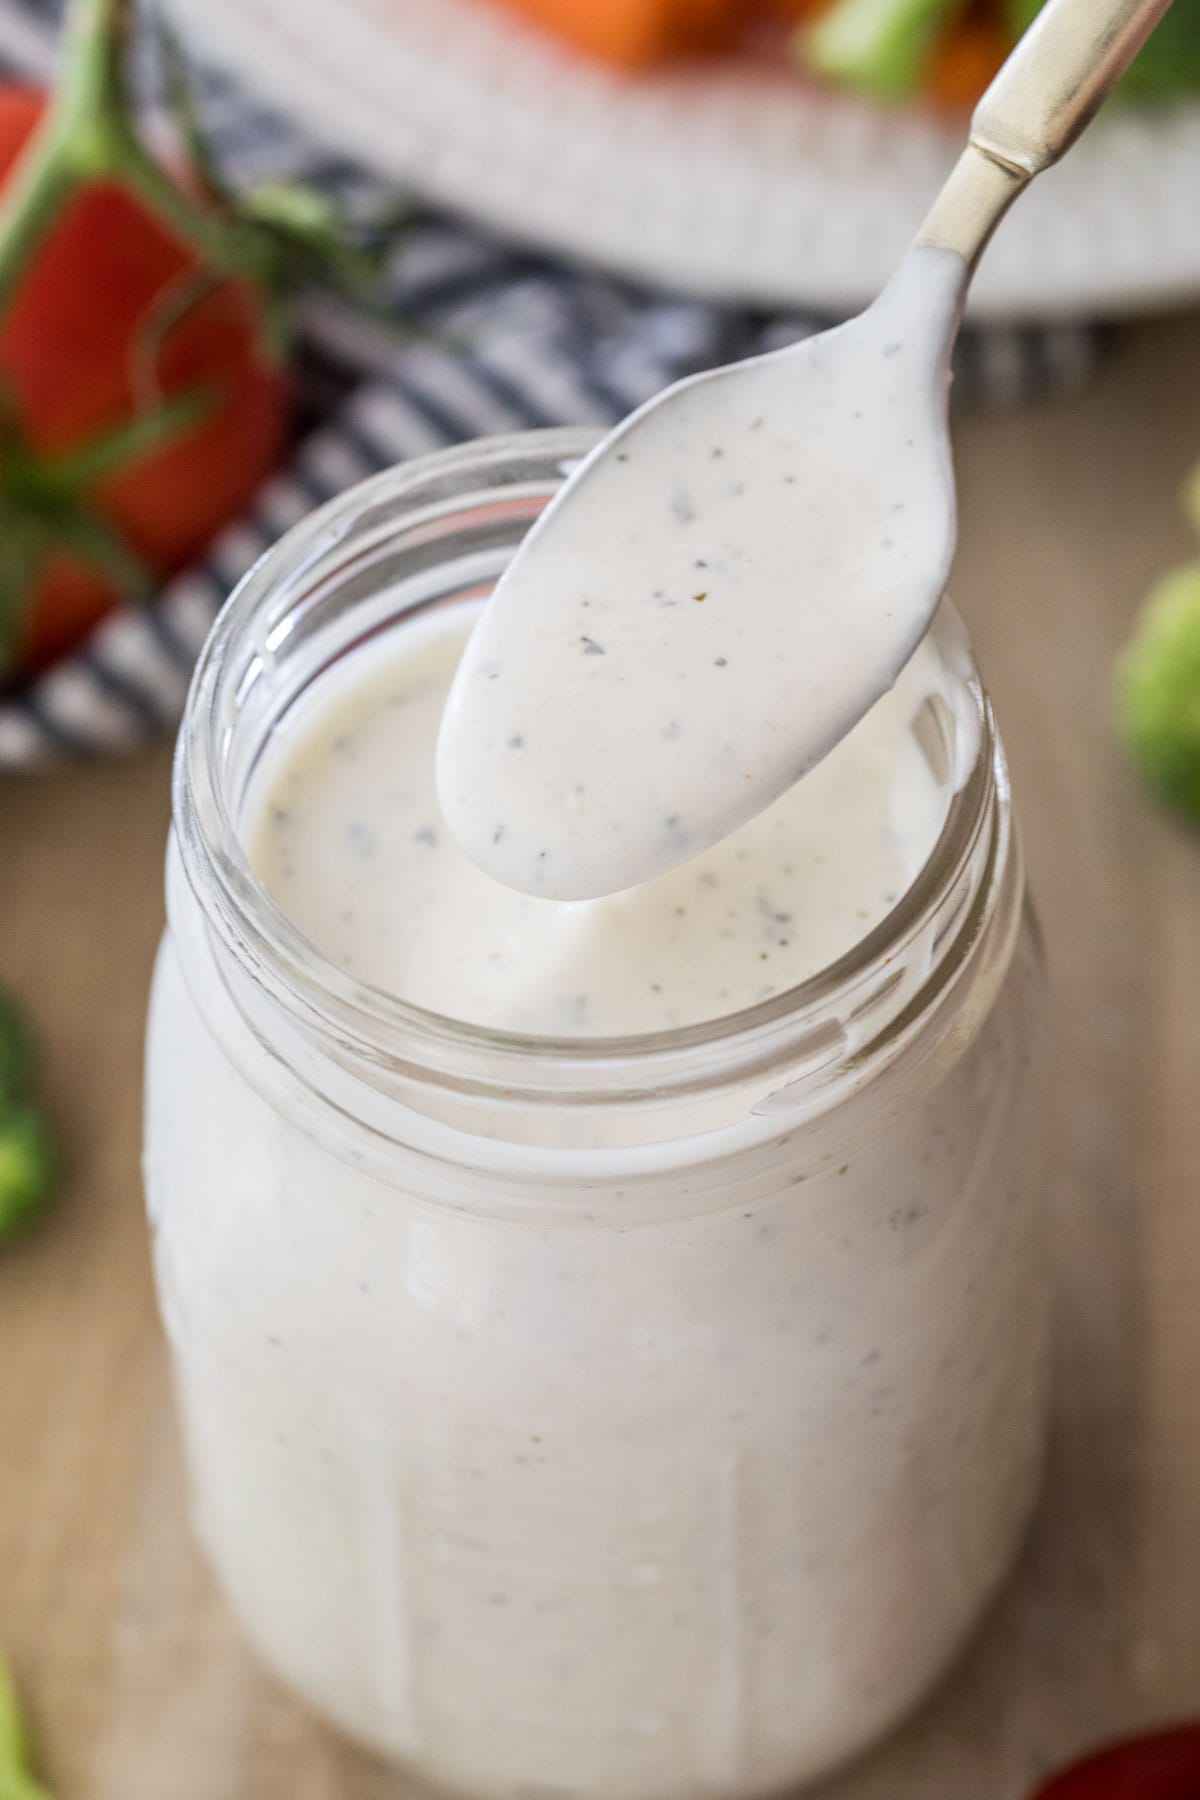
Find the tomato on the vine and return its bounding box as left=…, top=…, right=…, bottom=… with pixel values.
left=0, top=0, right=397, bottom=684
left=0, top=78, right=288, bottom=677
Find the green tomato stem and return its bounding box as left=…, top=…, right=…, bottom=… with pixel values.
left=44, top=382, right=217, bottom=489
left=0, top=0, right=276, bottom=331
left=0, top=379, right=216, bottom=674
left=0, top=151, right=78, bottom=324
left=0, top=0, right=135, bottom=317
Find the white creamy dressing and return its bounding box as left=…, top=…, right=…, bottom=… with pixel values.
left=143, top=245, right=1052, bottom=1800
left=250, top=603, right=955, bottom=1036
left=437, top=247, right=966, bottom=901
left=146, top=901, right=1047, bottom=1800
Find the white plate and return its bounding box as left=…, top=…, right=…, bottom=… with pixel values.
left=171, top=0, right=1200, bottom=320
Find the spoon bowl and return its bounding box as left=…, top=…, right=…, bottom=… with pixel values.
left=437, top=250, right=965, bottom=901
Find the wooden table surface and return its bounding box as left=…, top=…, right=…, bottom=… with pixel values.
left=2, top=316, right=1200, bottom=1800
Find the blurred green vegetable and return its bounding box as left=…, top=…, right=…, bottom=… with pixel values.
left=0, top=1658, right=55, bottom=1800
left=0, top=993, right=55, bottom=1244
left=1116, top=561, right=1200, bottom=824
left=803, top=0, right=1200, bottom=105
left=0, top=992, right=33, bottom=1104
left=1006, top=0, right=1200, bottom=98
left=804, top=0, right=968, bottom=99
left=0, top=1105, right=55, bottom=1244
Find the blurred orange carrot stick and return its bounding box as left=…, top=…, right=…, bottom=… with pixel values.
left=492, top=0, right=674, bottom=64
left=491, top=0, right=744, bottom=66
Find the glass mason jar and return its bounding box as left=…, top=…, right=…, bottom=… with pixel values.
left=144, top=429, right=1049, bottom=1800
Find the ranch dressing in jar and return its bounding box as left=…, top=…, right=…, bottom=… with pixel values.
left=251, top=603, right=957, bottom=1037
left=144, top=433, right=1048, bottom=1800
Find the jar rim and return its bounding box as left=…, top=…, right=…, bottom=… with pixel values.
left=174, top=427, right=1001, bottom=1111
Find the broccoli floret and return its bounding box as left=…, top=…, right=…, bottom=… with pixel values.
left=802, top=0, right=970, bottom=100
left=0, top=1104, right=56, bottom=1244
left=1116, top=562, right=1200, bottom=823
left=0, top=991, right=34, bottom=1106
left=1006, top=0, right=1200, bottom=98
left=0, top=1658, right=55, bottom=1800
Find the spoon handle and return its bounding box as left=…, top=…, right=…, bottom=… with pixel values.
left=917, top=0, right=1174, bottom=269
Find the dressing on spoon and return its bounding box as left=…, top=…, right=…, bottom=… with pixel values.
left=437, top=249, right=963, bottom=900
left=438, top=0, right=1171, bottom=901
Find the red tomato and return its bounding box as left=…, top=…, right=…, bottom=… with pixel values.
left=1031, top=1725, right=1200, bottom=1799
left=0, top=86, right=289, bottom=676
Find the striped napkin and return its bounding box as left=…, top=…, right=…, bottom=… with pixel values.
left=0, top=0, right=1105, bottom=767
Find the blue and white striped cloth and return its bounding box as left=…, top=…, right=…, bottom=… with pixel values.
left=0, top=0, right=1105, bottom=766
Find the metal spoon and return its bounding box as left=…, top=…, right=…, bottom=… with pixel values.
left=438, top=0, right=1173, bottom=902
